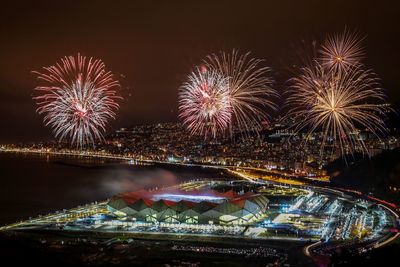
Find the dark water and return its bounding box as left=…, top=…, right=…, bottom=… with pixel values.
left=0, top=153, right=232, bottom=225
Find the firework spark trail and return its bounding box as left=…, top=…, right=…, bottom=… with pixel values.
left=319, top=30, right=364, bottom=73
left=33, top=54, right=121, bottom=147
left=204, top=50, right=277, bottom=136
left=287, top=63, right=386, bottom=156
left=178, top=67, right=231, bottom=138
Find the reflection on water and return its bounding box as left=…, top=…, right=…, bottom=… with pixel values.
left=0, top=153, right=233, bottom=225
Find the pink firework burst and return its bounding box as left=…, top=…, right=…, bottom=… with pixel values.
left=33, top=54, right=121, bottom=147
left=178, top=67, right=231, bottom=139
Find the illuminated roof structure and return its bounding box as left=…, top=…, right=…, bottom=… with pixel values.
left=107, top=187, right=268, bottom=225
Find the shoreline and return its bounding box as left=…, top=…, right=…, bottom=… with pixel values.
left=1, top=148, right=399, bottom=264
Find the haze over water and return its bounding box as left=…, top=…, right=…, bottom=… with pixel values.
left=0, top=153, right=232, bottom=225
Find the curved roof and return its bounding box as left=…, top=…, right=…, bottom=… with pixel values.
left=108, top=186, right=269, bottom=224
left=111, top=187, right=261, bottom=208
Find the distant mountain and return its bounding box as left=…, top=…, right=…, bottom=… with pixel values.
left=326, top=148, right=400, bottom=205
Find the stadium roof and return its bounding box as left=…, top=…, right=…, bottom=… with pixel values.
left=113, top=188, right=261, bottom=208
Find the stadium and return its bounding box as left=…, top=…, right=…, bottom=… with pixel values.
left=107, top=186, right=269, bottom=225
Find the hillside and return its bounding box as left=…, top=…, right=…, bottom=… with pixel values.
left=326, top=148, right=400, bottom=205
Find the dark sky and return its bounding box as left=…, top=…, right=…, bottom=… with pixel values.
left=1, top=0, right=399, bottom=143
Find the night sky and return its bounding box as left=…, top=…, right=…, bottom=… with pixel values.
left=1, top=0, right=399, bottom=143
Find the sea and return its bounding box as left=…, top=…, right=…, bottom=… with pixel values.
left=0, top=152, right=232, bottom=225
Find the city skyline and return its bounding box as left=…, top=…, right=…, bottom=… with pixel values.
left=1, top=0, right=400, bottom=143
left=1, top=2, right=400, bottom=266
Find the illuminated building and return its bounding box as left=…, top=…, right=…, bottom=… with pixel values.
left=108, top=187, right=268, bottom=225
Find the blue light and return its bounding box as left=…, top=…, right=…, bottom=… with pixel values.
left=152, top=194, right=226, bottom=203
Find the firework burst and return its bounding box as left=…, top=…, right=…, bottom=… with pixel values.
left=319, top=30, right=364, bottom=73
left=178, top=67, right=231, bottom=138
left=287, top=63, right=386, bottom=156
left=33, top=54, right=121, bottom=147
left=204, top=50, right=277, bottom=135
